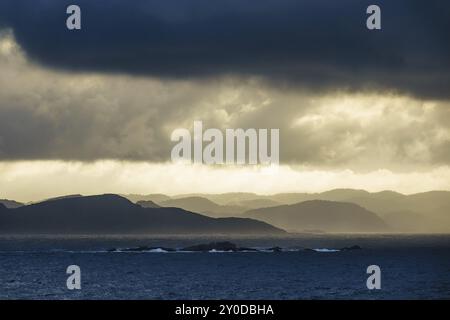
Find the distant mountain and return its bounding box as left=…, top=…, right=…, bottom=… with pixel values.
left=122, top=193, right=172, bottom=204
left=318, top=189, right=372, bottom=201
left=0, top=194, right=284, bottom=235
left=137, top=200, right=160, bottom=208
left=181, top=189, right=450, bottom=232
left=307, top=189, right=450, bottom=232
left=227, top=199, right=281, bottom=209
left=172, top=193, right=261, bottom=206
left=47, top=194, right=83, bottom=200
left=160, top=197, right=246, bottom=217
left=382, top=211, right=436, bottom=233
left=29, top=188, right=448, bottom=233
left=267, top=189, right=385, bottom=205
left=0, top=199, right=24, bottom=209
left=32, top=194, right=83, bottom=204
left=243, top=200, right=388, bottom=233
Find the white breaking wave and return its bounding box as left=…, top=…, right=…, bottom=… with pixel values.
left=313, top=248, right=340, bottom=253
left=147, top=248, right=169, bottom=253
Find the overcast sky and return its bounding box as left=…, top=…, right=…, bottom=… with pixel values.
left=0, top=1, right=449, bottom=201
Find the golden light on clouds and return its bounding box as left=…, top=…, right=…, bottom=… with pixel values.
left=1, top=161, right=450, bottom=202
left=0, top=32, right=449, bottom=201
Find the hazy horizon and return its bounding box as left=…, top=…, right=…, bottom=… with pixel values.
left=4, top=186, right=450, bottom=204
left=0, top=165, right=450, bottom=203
left=1, top=2, right=450, bottom=208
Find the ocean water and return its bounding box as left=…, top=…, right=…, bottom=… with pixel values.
left=0, top=234, right=449, bottom=299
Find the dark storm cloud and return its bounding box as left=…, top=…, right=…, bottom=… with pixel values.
left=0, top=1, right=450, bottom=168
left=0, top=41, right=449, bottom=168
left=0, top=0, right=449, bottom=99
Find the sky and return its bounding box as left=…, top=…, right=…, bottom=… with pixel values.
left=0, top=1, right=449, bottom=202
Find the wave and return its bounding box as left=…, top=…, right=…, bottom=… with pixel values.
left=0, top=245, right=361, bottom=254
left=112, top=247, right=351, bottom=253
left=312, top=248, right=340, bottom=253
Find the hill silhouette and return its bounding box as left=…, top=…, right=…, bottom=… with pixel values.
left=137, top=200, right=160, bottom=208
left=18, top=189, right=450, bottom=233
left=159, top=197, right=247, bottom=217
left=0, top=199, right=24, bottom=209
left=243, top=200, right=388, bottom=233
left=164, top=189, right=450, bottom=232
left=0, top=194, right=285, bottom=235
left=227, top=198, right=281, bottom=209
left=123, top=193, right=171, bottom=204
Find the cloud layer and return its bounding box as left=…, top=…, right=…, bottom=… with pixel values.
left=0, top=0, right=449, bottom=99
left=1, top=2, right=449, bottom=198
left=0, top=32, right=449, bottom=171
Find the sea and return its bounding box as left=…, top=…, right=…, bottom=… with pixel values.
left=0, top=234, right=449, bottom=299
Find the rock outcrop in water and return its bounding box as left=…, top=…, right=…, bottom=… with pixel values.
left=109, top=246, right=176, bottom=252
left=182, top=241, right=238, bottom=252
left=109, top=242, right=291, bottom=252
left=107, top=242, right=364, bottom=253
left=340, top=245, right=362, bottom=251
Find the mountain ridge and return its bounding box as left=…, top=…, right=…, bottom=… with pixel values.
left=0, top=194, right=285, bottom=235
left=243, top=200, right=388, bottom=233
